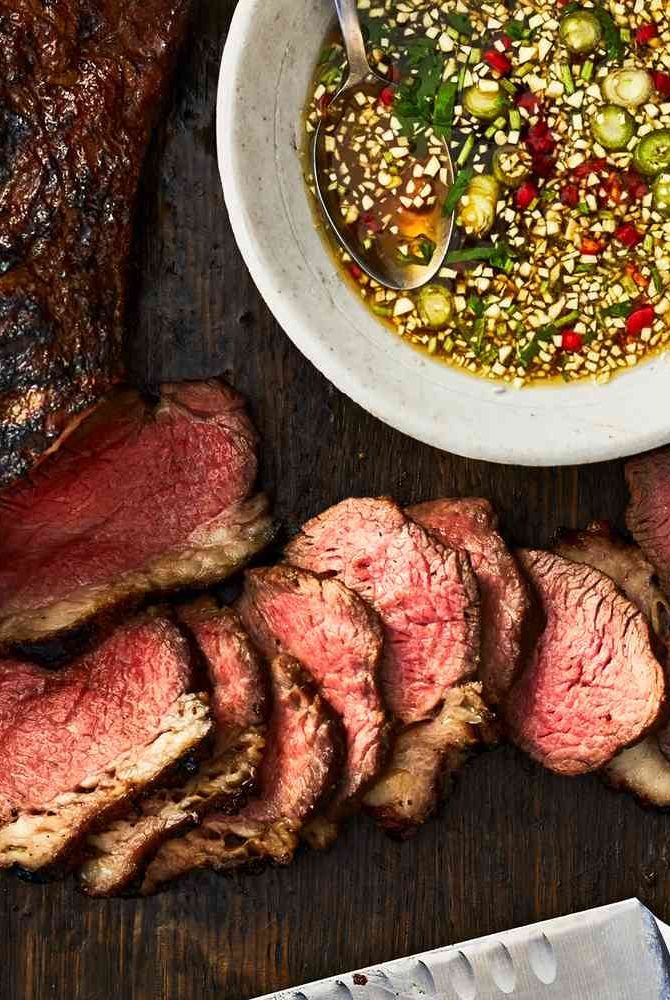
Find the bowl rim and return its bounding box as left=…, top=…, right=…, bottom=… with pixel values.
left=217, top=0, right=670, bottom=467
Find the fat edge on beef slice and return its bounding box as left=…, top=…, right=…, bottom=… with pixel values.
left=139, top=655, right=344, bottom=894
left=0, top=380, right=274, bottom=647
left=285, top=497, right=485, bottom=835
left=555, top=524, right=670, bottom=805
left=504, top=549, right=664, bottom=775
left=237, top=564, right=388, bottom=849
left=0, top=613, right=212, bottom=871
left=626, top=449, right=670, bottom=594
left=409, top=498, right=532, bottom=704
left=79, top=602, right=267, bottom=896
left=0, top=0, right=192, bottom=485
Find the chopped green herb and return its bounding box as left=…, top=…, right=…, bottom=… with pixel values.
left=443, top=167, right=474, bottom=216
left=433, top=78, right=459, bottom=138
left=397, top=234, right=437, bottom=266
left=446, top=12, right=474, bottom=36
left=602, top=301, right=633, bottom=318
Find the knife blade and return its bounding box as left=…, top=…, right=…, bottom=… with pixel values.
left=254, top=899, right=670, bottom=1000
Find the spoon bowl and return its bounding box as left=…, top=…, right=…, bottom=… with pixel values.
left=312, top=0, right=455, bottom=291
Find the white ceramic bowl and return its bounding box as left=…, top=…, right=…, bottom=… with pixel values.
left=217, top=0, right=670, bottom=466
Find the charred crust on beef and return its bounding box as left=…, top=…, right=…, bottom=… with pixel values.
left=0, top=380, right=275, bottom=647
left=363, top=683, right=496, bottom=837
left=409, top=498, right=531, bottom=704
left=626, top=449, right=670, bottom=596
left=0, top=614, right=212, bottom=871
left=236, top=564, right=389, bottom=847
left=78, top=602, right=268, bottom=896
left=0, top=0, right=192, bottom=484
left=138, top=655, right=345, bottom=894
left=285, top=497, right=480, bottom=722
left=504, top=549, right=664, bottom=776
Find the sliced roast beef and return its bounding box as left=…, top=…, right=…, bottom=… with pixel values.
left=626, top=448, right=670, bottom=595
left=409, top=498, right=531, bottom=703
left=504, top=549, right=664, bottom=775
left=363, top=683, right=493, bottom=834
left=139, top=655, right=343, bottom=894
left=0, top=615, right=212, bottom=871
left=285, top=497, right=481, bottom=833
left=285, top=498, right=480, bottom=722
left=555, top=523, right=670, bottom=805
left=237, top=565, right=387, bottom=848
left=79, top=603, right=268, bottom=896
left=0, top=381, right=274, bottom=646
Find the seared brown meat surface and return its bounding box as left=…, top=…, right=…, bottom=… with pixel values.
left=0, top=0, right=190, bottom=484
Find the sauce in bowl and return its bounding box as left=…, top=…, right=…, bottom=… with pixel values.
left=304, top=0, right=670, bottom=386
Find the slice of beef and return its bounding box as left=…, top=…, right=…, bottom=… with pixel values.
left=285, top=497, right=481, bottom=833
left=79, top=603, right=267, bottom=896
left=409, top=498, right=531, bottom=703
left=285, top=497, right=480, bottom=723
left=236, top=565, right=387, bottom=848
left=139, top=655, right=344, bottom=894
left=555, top=523, right=670, bottom=804
left=363, top=683, right=493, bottom=835
left=0, top=614, right=211, bottom=871
left=0, top=0, right=191, bottom=486
left=504, top=549, right=664, bottom=775
left=0, top=380, right=274, bottom=646
left=626, top=449, right=670, bottom=594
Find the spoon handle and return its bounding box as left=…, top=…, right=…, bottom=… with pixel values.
left=333, top=0, right=372, bottom=84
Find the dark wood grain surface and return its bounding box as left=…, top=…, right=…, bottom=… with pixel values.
left=2, top=2, right=668, bottom=998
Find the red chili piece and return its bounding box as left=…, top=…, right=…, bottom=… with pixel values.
left=484, top=49, right=512, bottom=75
left=499, top=33, right=512, bottom=50
left=317, top=93, right=332, bottom=114
left=516, top=91, right=539, bottom=112
left=653, top=71, right=670, bottom=97
left=516, top=181, right=538, bottom=210
left=636, top=23, right=659, bottom=45
left=581, top=237, right=603, bottom=255
left=627, top=305, right=655, bottom=336
left=561, top=184, right=580, bottom=208
left=562, top=331, right=583, bottom=351
left=622, top=169, right=649, bottom=202
left=360, top=213, right=381, bottom=233
left=379, top=86, right=395, bottom=108
left=573, top=157, right=608, bottom=179
left=526, top=120, right=556, bottom=155
left=615, top=223, right=643, bottom=248
left=349, top=264, right=363, bottom=281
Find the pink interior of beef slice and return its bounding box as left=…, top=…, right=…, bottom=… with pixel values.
left=285, top=497, right=480, bottom=724
left=409, top=498, right=531, bottom=704
left=626, top=449, right=670, bottom=595
left=0, top=380, right=274, bottom=646
left=236, top=565, right=388, bottom=844
left=0, top=615, right=212, bottom=871
left=504, top=549, right=665, bottom=775
left=139, top=655, right=344, bottom=894
left=555, top=524, right=670, bottom=805
left=79, top=602, right=268, bottom=897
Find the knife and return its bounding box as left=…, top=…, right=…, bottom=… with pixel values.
left=253, top=898, right=670, bottom=999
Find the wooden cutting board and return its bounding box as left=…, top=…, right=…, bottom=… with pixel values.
left=2, top=2, right=668, bottom=997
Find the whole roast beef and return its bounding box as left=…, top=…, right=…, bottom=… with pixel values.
left=139, top=655, right=344, bottom=894
left=0, top=0, right=191, bottom=485
left=409, top=498, right=531, bottom=704
left=504, top=549, right=664, bottom=775
left=555, top=523, right=670, bottom=805
left=0, top=614, right=211, bottom=871
left=285, top=497, right=482, bottom=833
left=237, top=564, right=388, bottom=848
left=79, top=602, right=268, bottom=896
left=626, top=448, right=670, bottom=594
left=0, top=380, right=274, bottom=646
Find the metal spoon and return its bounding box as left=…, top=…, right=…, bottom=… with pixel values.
left=313, top=0, right=455, bottom=291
